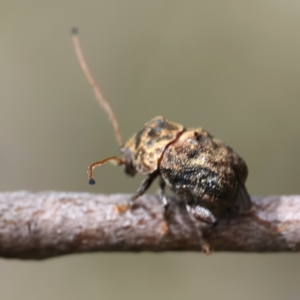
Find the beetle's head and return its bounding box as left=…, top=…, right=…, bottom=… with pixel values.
left=121, top=147, right=137, bottom=177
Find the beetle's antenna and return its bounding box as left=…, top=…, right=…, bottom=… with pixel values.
left=87, top=156, right=124, bottom=185
left=71, top=27, right=124, bottom=147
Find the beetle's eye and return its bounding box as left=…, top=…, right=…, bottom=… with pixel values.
left=194, top=132, right=202, bottom=141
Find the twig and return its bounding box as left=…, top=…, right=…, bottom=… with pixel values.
left=0, top=191, right=299, bottom=259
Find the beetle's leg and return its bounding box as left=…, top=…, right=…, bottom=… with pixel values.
left=87, top=156, right=124, bottom=185
left=129, top=172, right=158, bottom=208
left=159, top=178, right=169, bottom=210
left=186, top=204, right=217, bottom=226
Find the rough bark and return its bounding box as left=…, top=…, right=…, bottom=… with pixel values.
left=0, top=191, right=299, bottom=259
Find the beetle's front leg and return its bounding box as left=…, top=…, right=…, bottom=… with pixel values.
left=129, top=172, right=158, bottom=209
left=186, top=204, right=217, bottom=226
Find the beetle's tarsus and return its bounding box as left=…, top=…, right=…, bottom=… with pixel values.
left=202, top=241, right=211, bottom=254
left=163, top=201, right=169, bottom=211
left=89, top=178, right=96, bottom=185
left=127, top=199, right=138, bottom=211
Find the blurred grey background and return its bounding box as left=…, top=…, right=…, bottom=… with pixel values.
left=1, top=1, right=300, bottom=299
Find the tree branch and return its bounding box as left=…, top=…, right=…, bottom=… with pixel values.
left=0, top=191, right=299, bottom=259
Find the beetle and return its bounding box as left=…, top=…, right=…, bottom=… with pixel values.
left=72, top=28, right=252, bottom=226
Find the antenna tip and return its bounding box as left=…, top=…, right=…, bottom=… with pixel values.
left=71, top=27, right=79, bottom=35
left=89, top=178, right=96, bottom=185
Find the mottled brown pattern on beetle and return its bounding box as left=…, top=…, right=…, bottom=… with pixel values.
left=159, top=128, right=247, bottom=216
left=124, top=116, right=184, bottom=174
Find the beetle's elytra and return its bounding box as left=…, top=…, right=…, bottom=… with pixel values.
left=72, top=28, right=252, bottom=226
